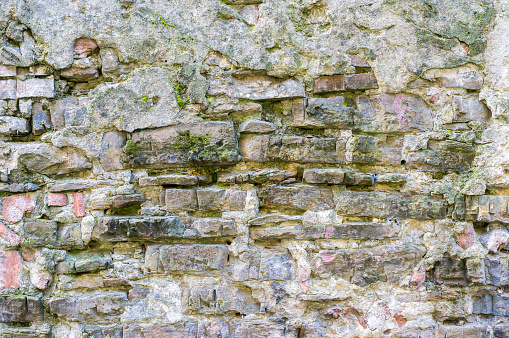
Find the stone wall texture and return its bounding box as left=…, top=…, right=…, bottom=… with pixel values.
left=1, top=0, right=509, bottom=337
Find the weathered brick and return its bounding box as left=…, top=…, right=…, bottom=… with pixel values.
left=429, top=257, right=466, bottom=286
left=0, top=251, right=22, bottom=290
left=406, top=140, right=475, bottom=172
left=0, top=296, right=42, bottom=322
left=208, top=71, right=305, bottom=100
left=311, top=244, right=425, bottom=284
left=258, top=184, right=334, bottom=212
left=304, top=96, right=354, bottom=128
left=251, top=222, right=400, bottom=241
left=16, top=78, right=55, bottom=98
left=239, top=119, right=276, bottom=134
left=0, top=79, right=16, bottom=99
left=74, top=38, right=98, bottom=56
left=182, top=284, right=259, bottom=315
left=49, top=97, right=79, bottom=129
left=123, top=322, right=198, bottom=337
left=49, top=291, right=127, bottom=324
left=2, top=194, right=35, bottom=224
left=234, top=320, right=298, bottom=337
left=423, top=65, right=483, bottom=90
left=314, top=73, right=377, bottom=93
left=48, top=179, right=115, bottom=192
left=47, top=193, right=68, bottom=206
left=139, top=174, right=198, bottom=186
left=0, top=222, right=21, bottom=246
left=165, top=188, right=198, bottom=211
left=466, top=195, right=509, bottom=224
left=93, top=216, right=235, bottom=241
left=303, top=168, right=345, bottom=184
left=73, top=192, right=85, bottom=217
left=32, top=103, right=52, bottom=135
left=145, top=244, right=228, bottom=273
left=128, top=122, right=239, bottom=168
left=0, top=65, right=16, bottom=77
left=0, top=116, right=30, bottom=135
left=260, top=252, right=294, bottom=280
left=486, top=256, right=509, bottom=286
left=23, top=219, right=58, bottom=247
left=347, top=135, right=403, bottom=165
left=453, top=94, right=491, bottom=122
left=196, top=188, right=246, bottom=211
left=354, top=94, right=434, bottom=133
left=61, top=67, right=100, bottom=82
left=336, top=190, right=446, bottom=219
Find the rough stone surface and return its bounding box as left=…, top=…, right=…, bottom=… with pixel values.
left=0, top=1, right=506, bottom=336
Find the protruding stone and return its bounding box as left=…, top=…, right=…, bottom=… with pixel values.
left=303, top=168, right=345, bottom=184
left=422, top=65, right=483, bottom=89
left=481, top=229, right=509, bottom=253
left=258, top=184, right=334, bottom=211
left=314, top=73, right=378, bottom=93
left=239, top=119, right=276, bottom=134
left=60, top=68, right=100, bottom=82
left=165, top=189, right=198, bottom=211
left=458, top=224, right=475, bottom=250
left=139, top=174, right=198, bottom=186
left=0, top=65, right=17, bottom=77
left=23, top=219, right=58, bottom=247
left=0, top=295, right=42, bottom=322
left=74, top=38, right=99, bottom=56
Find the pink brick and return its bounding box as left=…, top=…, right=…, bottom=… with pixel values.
left=458, top=224, right=474, bottom=250
left=73, top=192, right=85, bottom=217
left=2, top=194, right=35, bottom=224
left=0, top=251, right=22, bottom=289
left=47, top=193, right=68, bottom=207
left=74, top=38, right=98, bottom=56
left=0, top=222, right=21, bottom=247
left=410, top=271, right=425, bottom=286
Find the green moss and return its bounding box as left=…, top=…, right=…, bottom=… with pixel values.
left=124, top=139, right=140, bottom=155
left=139, top=96, right=150, bottom=102
left=174, top=130, right=237, bottom=163
left=176, top=94, right=184, bottom=107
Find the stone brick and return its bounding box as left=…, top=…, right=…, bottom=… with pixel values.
left=145, top=244, right=228, bottom=273
left=165, top=189, right=197, bottom=211
left=335, top=191, right=446, bottom=219
left=60, top=67, right=100, bottom=82
left=258, top=184, right=334, bottom=212
left=99, top=130, right=127, bottom=171
left=457, top=224, right=474, bottom=249
left=9, top=142, right=92, bottom=176
left=0, top=116, right=30, bottom=135
left=0, top=296, right=42, bottom=322
left=234, top=320, right=298, bottom=337
left=92, top=216, right=235, bottom=241
left=31, top=102, right=52, bottom=135
left=49, top=97, right=79, bottom=129
left=304, top=96, right=354, bottom=128
left=47, top=193, right=68, bottom=206
left=311, top=244, right=425, bottom=284
left=466, top=258, right=485, bottom=284
left=2, top=194, right=35, bottom=224
left=207, top=71, right=305, bottom=100
left=16, top=78, right=55, bottom=98
left=0, top=251, right=22, bottom=289
left=241, top=134, right=346, bottom=163
left=0, top=222, right=21, bottom=246
left=302, top=168, right=345, bottom=184
left=49, top=291, right=127, bottom=324
left=347, top=135, right=403, bottom=165
left=218, top=168, right=295, bottom=185
left=182, top=284, right=259, bottom=315
left=0, top=65, right=16, bottom=77
left=486, top=256, right=509, bottom=286
left=422, top=65, right=483, bottom=89
left=139, top=174, right=198, bottom=186
left=251, top=222, right=400, bottom=241
left=0, top=79, right=16, bottom=99
left=466, top=195, right=509, bottom=224
left=23, top=219, right=58, bottom=247
left=260, top=252, right=294, bottom=280
left=128, top=122, right=239, bottom=168
left=407, top=139, right=475, bottom=172
left=73, top=192, right=85, bottom=217
left=196, top=188, right=247, bottom=211
left=354, top=94, right=434, bottom=133
left=48, top=179, right=115, bottom=192
left=240, top=5, right=259, bottom=25
left=429, top=257, right=467, bottom=286
left=230, top=249, right=261, bottom=281
left=239, top=119, right=276, bottom=133
left=453, top=94, right=491, bottom=122
left=123, top=322, right=199, bottom=337
left=314, top=73, right=377, bottom=93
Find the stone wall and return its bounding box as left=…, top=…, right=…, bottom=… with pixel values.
left=0, top=0, right=508, bottom=337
